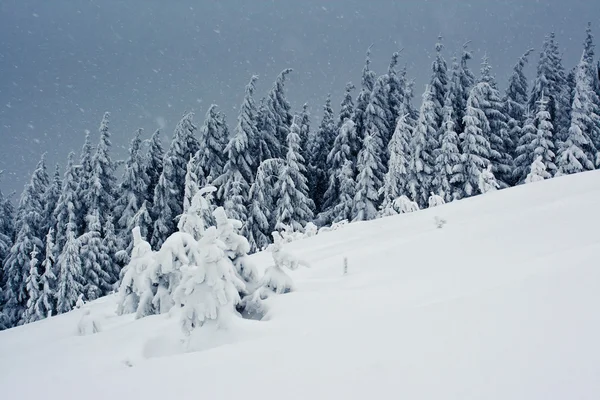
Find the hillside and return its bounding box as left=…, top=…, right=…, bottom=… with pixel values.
left=2, top=171, right=600, bottom=400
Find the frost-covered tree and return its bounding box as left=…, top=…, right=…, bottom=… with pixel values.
left=330, top=160, right=356, bottom=222
left=457, top=84, right=493, bottom=197
left=173, top=226, right=242, bottom=336
left=56, top=218, right=84, bottom=314
left=525, top=156, right=551, bottom=183
left=22, top=246, right=41, bottom=324
left=3, top=156, right=49, bottom=325
left=298, top=103, right=311, bottom=166
left=380, top=115, right=412, bottom=215
left=338, top=83, right=355, bottom=129
left=354, top=45, right=377, bottom=142
left=505, top=49, right=534, bottom=161
left=88, top=112, right=117, bottom=230
left=43, top=164, right=62, bottom=237
left=178, top=159, right=215, bottom=241
left=144, top=129, right=164, bottom=206
left=235, top=76, right=261, bottom=176
left=308, top=94, right=336, bottom=213
left=364, top=75, right=392, bottom=162
left=275, top=118, right=314, bottom=231
left=53, top=152, right=80, bottom=252
left=532, top=96, right=557, bottom=176
left=478, top=57, right=513, bottom=187
left=556, top=53, right=599, bottom=175
left=151, top=112, right=198, bottom=249
left=37, top=229, right=57, bottom=318
left=246, top=159, right=282, bottom=253
left=353, top=133, right=384, bottom=221
left=513, top=112, right=540, bottom=184
left=478, top=165, right=500, bottom=194
left=321, top=118, right=357, bottom=223
left=386, top=52, right=407, bottom=130
left=79, top=210, right=113, bottom=300
left=433, top=105, right=462, bottom=202
left=102, top=217, right=120, bottom=286
left=77, top=132, right=94, bottom=231
left=455, top=42, right=476, bottom=132
left=261, top=68, right=294, bottom=158
left=115, top=128, right=150, bottom=250
left=198, top=104, right=229, bottom=181
left=409, top=86, right=439, bottom=207
left=429, top=35, right=449, bottom=131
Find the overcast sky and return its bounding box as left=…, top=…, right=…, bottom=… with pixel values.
left=0, top=0, right=598, bottom=195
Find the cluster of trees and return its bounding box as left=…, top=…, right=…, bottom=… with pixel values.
left=1, top=24, right=600, bottom=331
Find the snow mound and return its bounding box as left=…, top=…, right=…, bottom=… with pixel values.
left=2, top=171, right=600, bottom=400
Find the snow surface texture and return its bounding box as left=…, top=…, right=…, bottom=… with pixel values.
left=2, top=171, right=600, bottom=400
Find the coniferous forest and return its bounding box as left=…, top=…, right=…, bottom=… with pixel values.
left=1, top=24, right=600, bottom=331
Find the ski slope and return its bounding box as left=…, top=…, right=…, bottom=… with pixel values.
left=2, top=171, right=600, bottom=400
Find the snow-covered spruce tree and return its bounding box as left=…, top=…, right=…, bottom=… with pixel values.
left=178, top=161, right=216, bottom=241
left=256, top=98, right=281, bottom=164
left=330, top=160, right=356, bottom=222
left=116, top=227, right=154, bottom=316
left=53, top=152, right=80, bottom=252
left=77, top=132, right=94, bottom=234
left=234, top=76, right=261, bottom=176
left=556, top=53, right=599, bottom=175
left=3, top=156, right=49, bottom=325
left=409, top=86, right=439, bottom=208
left=380, top=115, right=412, bottom=216
left=455, top=42, right=476, bottom=132
left=262, top=68, right=294, bottom=157
left=275, top=117, right=315, bottom=231
left=308, top=94, right=336, bottom=214
left=433, top=104, right=462, bottom=202
left=88, top=112, right=117, bottom=230
left=386, top=52, right=407, bottom=130
left=525, top=156, right=551, bottom=183
left=338, top=83, right=356, bottom=129
left=457, top=84, right=493, bottom=197
left=215, top=102, right=254, bottom=223
left=56, top=218, right=84, bottom=314
left=504, top=49, right=534, bottom=162
left=115, top=128, right=150, bottom=252
left=198, top=104, right=229, bottom=182
left=151, top=112, right=199, bottom=249
left=532, top=96, right=557, bottom=175
left=22, top=246, right=41, bottom=324
left=0, top=181, right=14, bottom=330
left=478, top=165, right=500, bottom=194
left=37, top=229, right=57, bottom=318
left=79, top=210, right=113, bottom=301
left=173, top=226, right=243, bottom=336
left=429, top=35, right=449, bottom=131
left=321, top=118, right=357, bottom=224
left=102, top=217, right=121, bottom=286
left=364, top=75, right=393, bottom=162
left=354, top=45, right=377, bottom=142
left=43, top=164, right=62, bottom=238
left=513, top=112, right=540, bottom=184
left=478, top=57, right=513, bottom=188
left=353, top=132, right=384, bottom=221
left=144, top=129, right=164, bottom=206
left=581, top=24, right=600, bottom=154
left=130, top=200, right=152, bottom=244
left=530, top=33, right=570, bottom=144
left=246, top=158, right=283, bottom=253
left=298, top=103, right=311, bottom=167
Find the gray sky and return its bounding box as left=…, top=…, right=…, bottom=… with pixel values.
left=0, top=0, right=597, bottom=195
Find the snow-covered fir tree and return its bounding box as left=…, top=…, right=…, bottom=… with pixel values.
left=338, top=83, right=355, bottom=129
left=504, top=49, right=534, bottom=161
left=43, top=164, right=62, bottom=238
left=262, top=68, right=294, bottom=158
left=53, top=152, right=80, bottom=252
left=354, top=45, right=377, bottom=142
left=173, top=226, right=242, bottom=336
left=308, top=94, right=336, bottom=214
left=364, top=75, right=393, bottom=162
left=330, top=160, right=356, bottom=222
left=115, top=128, right=150, bottom=251
left=429, top=35, right=449, bottom=132
left=457, top=84, right=493, bottom=197
left=198, top=104, right=229, bottom=182
left=37, top=228, right=57, bottom=318
left=409, top=86, right=439, bottom=207
left=386, top=52, right=407, bottom=130
left=56, top=218, right=84, bottom=314
left=79, top=210, right=113, bottom=300
left=3, top=156, right=49, bottom=325
left=275, top=117, right=314, bottom=231
left=77, top=132, right=94, bottom=233
left=22, top=246, right=41, bottom=324
left=246, top=159, right=282, bottom=253
left=556, top=52, right=599, bottom=175
left=88, top=112, right=117, bottom=230
left=380, top=115, right=412, bottom=215
left=513, top=112, right=540, bottom=184
left=151, top=112, right=199, bottom=249
left=455, top=42, right=476, bottom=132
left=532, top=96, right=557, bottom=175
left=525, top=156, right=551, bottom=183
left=102, top=217, right=121, bottom=286
left=144, top=129, right=164, bottom=206
left=321, top=118, right=357, bottom=224
left=178, top=158, right=215, bottom=241
left=433, top=104, right=462, bottom=202
left=234, top=76, right=261, bottom=176
left=353, top=132, right=384, bottom=221
left=298, top=103, right=311, bottom=166
left=478, top=57, right=513, bottom=187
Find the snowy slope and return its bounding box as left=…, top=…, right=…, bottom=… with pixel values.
left=2, top=171, right=600, bottom=400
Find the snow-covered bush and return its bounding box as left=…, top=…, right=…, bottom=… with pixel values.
left=428, top=192, right=445, bottom=208
left=478, top=165, right=500, bottom=193
left=260, top=232, right=310, bottom=294
left=304, top=222, right=318, bottom=238
left=525, top=156, right=551, bottom=184
left=77, top=308, right=101, bottom=336
left=172, top=227, right=243, bottom=336
left=392, top=195, right=420, bottom=214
